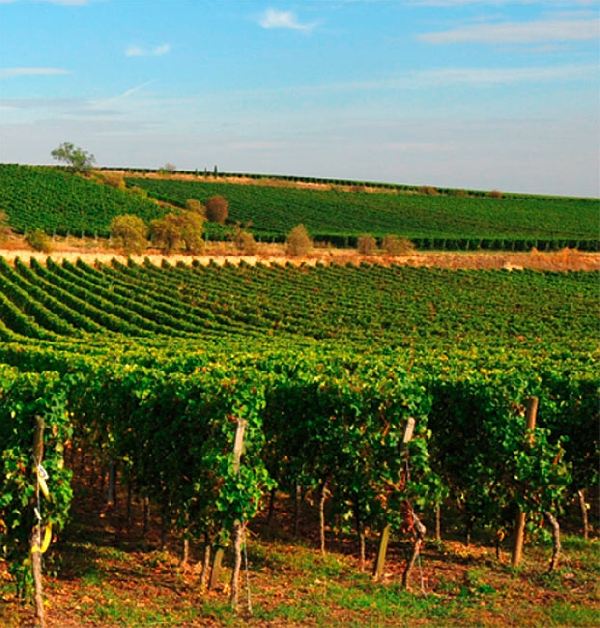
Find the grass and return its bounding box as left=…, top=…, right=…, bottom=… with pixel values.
left=1, top=477, right=599, bottom=628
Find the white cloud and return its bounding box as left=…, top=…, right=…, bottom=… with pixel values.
left=125, top=43, right=171, bottom=57
left=0, top=67, right=71, bottom=79
left=419, top=18, right=600, bottom=44
left=258, top=8, right=317, bottom=31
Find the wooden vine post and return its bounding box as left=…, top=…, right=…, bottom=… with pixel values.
left=209, top=419, right=247, bottom=593
left=373, top=417, right=415, bottom=582
left=30, top=416, right=46, bottom=628
left=511, top=396, right=538, bottom=567
left=229, top=418, right=247, bottom=609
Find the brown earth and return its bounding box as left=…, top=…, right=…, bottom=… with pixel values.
left=1, top=234, right=598, bottom=272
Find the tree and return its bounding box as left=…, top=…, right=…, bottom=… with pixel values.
left=110, top=215, right=147, bottom=255
left=51, top=142, right=95, bottom=173
left=205, top=196, right=228, bottom=224
left=150, top=211, right=204, bottom=255
left=286, top=224, right=312, bottom=256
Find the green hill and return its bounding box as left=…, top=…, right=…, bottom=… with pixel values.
left=126, top=175, right=599, bottom=250
left=0, top=164, right=165, bottom=237
left=0, top=164, right=598, bottom=250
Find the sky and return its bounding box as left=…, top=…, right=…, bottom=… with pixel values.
left=0, top=0, right=598, bottom=197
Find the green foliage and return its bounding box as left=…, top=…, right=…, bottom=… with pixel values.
left=51, top=142, right=95, bottom=173
left=110, top=214, right=147, bottom=255
left=25, top=229, right=53, bottom=253
left=123, top=176, right=599, bottom=248
left=0, top=165, right=165, bottom=237
left=150, top=211, right=204, bottom=254
left=0, top=257, right=597, bottom=584
left=0, top=368, right=73, bottom=596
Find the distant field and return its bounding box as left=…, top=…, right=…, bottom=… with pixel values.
left=125, top=174, right=600, bottom=249
left=0, top=164, right=164, bottom=237
left=0, top=164, right=598, bottom=250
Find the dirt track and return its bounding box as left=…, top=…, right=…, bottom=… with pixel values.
left=0, top=237, right=598, bottom=272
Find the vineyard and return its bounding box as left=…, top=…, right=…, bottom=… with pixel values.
left=122, top=174, right=600, bottom=249
left=1, top=164, right=598, bottom=251
left=0, top=254, right=599, bottom=626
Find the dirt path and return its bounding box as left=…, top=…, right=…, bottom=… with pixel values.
left=1, top=236, right=598, bottom=271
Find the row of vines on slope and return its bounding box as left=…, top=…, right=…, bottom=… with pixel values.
left=1, top=350, right=597, bottom=600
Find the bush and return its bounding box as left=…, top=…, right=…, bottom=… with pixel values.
left=0, top=211, right=13, bottom=243
left=185, top=198, right=205, bottom=216
left=25, top=229, right=53, bottom=253
left=233, top=229, right=258, bottom=255
left=286, top=224, right=312, bottom=256
left=382, top=235, right=415, bottom=255
left=418, top=185, right=439, bottom=196
left=101, top=172, right=126, bottom=190
left=488, top=189, right=503, bottom=199
left=357, top=234, right=377, bottom=255
left=205, top=196, right=229, bottom=224
left=110, top=214, right=147, bottom=255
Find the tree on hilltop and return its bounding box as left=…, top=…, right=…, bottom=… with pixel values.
left=51, top=142, right=95, bottom=173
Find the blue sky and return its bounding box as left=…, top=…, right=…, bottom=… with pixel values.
left=0, top=0, right=598, bottom=196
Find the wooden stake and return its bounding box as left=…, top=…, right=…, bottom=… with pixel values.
left=30, top=416, right=45, bottom=628
left=229, top=419, right=247, bottom=608
left=372, top=524, right=391, bottom=582
left=511, top=396, right=538, bottom=567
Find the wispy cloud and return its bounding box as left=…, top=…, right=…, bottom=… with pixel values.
left=125, top=43, right=171, bottom=57
left=0, top=67, right=71, bottom=79
left=419, top=18, right=600, bottom=44
left=98, top=80, right=156, bottom=107
left=258, top=8, right=317, bottom=31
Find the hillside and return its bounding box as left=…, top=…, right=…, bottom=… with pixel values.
left=1, top=164, right=598, bottom=251
left=123, top=171, right=600, bottom=249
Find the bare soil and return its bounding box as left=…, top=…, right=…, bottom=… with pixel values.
left=1, top=234, right=598, bottom=272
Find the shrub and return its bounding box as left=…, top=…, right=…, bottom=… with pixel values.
left=205, top=196, right=229, bottom=224
left=0, top=211, right=13, bottom=243
left=357, top=234, right=377, bottom=255
left=110, top=214, right=147, bottom=255
left=101, top=172, right=126, bottom=190
left=382, top=235, right=415, bottom=255
left=286, top=224, right=312, bottom=256
left=233, top=229, right=258, bottom=255
left=488, top=189, right=503, bottom=199
left=128, top=185, right=148, bottom=198
left=185, top=198, right=205, bottom=216
left=25, top=229, right=53, bottom=253
left=418, top=185, right=439, bottom=196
